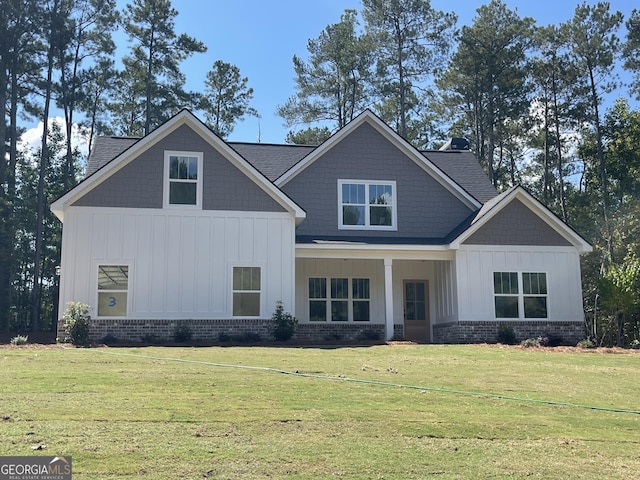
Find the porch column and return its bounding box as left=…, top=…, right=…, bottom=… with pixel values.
left=384, top=258, right=394, bottom=340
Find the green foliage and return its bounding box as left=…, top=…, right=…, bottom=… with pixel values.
left=172, top=321, right=192, bottom=343
left=200, top=60, right=258, bottom=139
left=10, top=335, right=29, bottom=346
left=520, top=338, right=539, bottom=348
left=577, top=338, right=596, bottom=349
left=285, top=126, right=332, bottom=145
left=277, top=9, right=374, bottom=130
left=101, top=334, right=118, bottom=345
left=363, top=0, right=457, bottom=140
left=62, top=302, right=91, bottom=345
left=497, top=324, right=517, bottom=345
left=271, top=301, right=297, bottom=342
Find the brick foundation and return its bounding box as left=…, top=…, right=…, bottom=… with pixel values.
left=432, top=320, right=586, bottom=345
left=62, top=318, right=387, bottom=344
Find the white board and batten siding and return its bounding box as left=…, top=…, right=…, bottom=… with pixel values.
left=455, top=245, right=584, bottom=322
left=58, top=206, right=296, bottom=320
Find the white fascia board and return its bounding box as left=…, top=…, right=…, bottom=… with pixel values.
left=295, top=243, right=454, bottom=261
left=276, top=110, right=481, bottom=211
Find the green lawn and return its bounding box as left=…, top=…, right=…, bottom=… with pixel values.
left=1, top=344, right=639, bottom=479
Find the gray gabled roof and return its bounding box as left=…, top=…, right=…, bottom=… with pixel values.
left=85, top=136, right=315, bottom=182
left=422, top=150, right=497, bottom=204
left=229, top=142, right=315, bottom=181
left=86, top=136, right=139, bottom=176
left=85, top=135, right=496, bottom=204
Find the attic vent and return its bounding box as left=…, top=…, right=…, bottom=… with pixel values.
left=439, top=137, right=470, bottom=151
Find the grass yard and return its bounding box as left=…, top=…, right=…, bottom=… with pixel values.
left=1, top=344, right=639, bottom=479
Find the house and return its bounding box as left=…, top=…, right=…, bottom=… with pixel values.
left=51, top=109, right=592, bottom=344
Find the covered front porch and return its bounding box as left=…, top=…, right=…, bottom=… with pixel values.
left=294, top=244, right=457, bottom=342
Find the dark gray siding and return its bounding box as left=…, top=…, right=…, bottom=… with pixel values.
left=73, top=125, right=286, bottom=213
left=463, top=199, right=572, bottom=246
left=281, top=122, right=474, bottom=239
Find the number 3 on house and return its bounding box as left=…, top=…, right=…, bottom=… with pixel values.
left=108, top=296, right=117, bottom=307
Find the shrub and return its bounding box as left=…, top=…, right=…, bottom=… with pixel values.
left=520, top=338, right=539, bottom=348
left=62, top=302, right=91, bottom=345
left=271, top=301, right=297, bottom=341
left=496, top=324, right=517, bottom=345
left=101, top=334, right=118, bottom=345
left=173, top=322, right=193, bottom=343
left=577, top=338, right=596, bottom=349
left=10, top=335, right=29, bottom=346
left=357, top=330, right=381, bottom=341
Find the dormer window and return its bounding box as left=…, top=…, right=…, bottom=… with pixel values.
left=338, top=180, right=397, bottom=230
left=164, top=151, right=203, bottom=207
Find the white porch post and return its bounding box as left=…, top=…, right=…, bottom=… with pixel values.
left=384, top=258, right=394, bottom=340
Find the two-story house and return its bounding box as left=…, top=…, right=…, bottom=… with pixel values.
left=51, top=109, right=592, bottom=343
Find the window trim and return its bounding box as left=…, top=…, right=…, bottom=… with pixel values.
left=493, top=271, right=548, bottom=320
left=163, top=150, right=203, bottom=209
left=231, top=265, right=263, bottom=318
left=337, top=179, right=397, bottom=231
left=307, top=276, right=371, bottom=322
left=96, top=263, right=130, bottom=318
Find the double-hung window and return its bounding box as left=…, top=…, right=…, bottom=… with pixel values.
left=164, top=151, right=203, bottom=207
left=97, top=265, right=129, bottom=317
left=338, top=180, right=396, bottom=230
left=308, top=277, right=370, bottom=322
left=233, top=267, right=261, bottom=316
left=494, top=272, right=548, bottom=319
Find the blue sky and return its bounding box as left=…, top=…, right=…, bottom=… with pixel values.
left=24, top=0, right=637, bottom=151
left=156, top=0, right=636, bottom=144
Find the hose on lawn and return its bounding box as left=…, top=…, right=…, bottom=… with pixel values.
left=84, top=348, right=640, bottom=416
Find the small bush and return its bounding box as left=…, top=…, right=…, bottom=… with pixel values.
left=496, top=324, right=516, bottom=344
left=324, top=333, right=343, bottom=342
left=520, top=338, right=539, bottom=348
left=101, top=334, right=118, bottom=345
left=357, top=330, right=381, bottom=341
left=62, top=302, right=91, bottom=345
left=271, top=301, right=297, bottom=341
left=173, top=322, right=193, bottom=343
left=234, top=332, right=261, bottom=343
left=10, top=335, right=29, bottom=346
left=496, top=324, right=517, bottom=345
left=577, top=338, right=596, bottom=349
left=140, top=334, right=163, bottom=345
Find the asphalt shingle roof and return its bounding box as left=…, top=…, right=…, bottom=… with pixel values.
left=85, top=137, right=496, bottom=204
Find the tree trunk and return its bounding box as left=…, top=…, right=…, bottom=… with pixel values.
left=31, top=0, right=58, bottom=331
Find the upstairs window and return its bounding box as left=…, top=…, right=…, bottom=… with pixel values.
left=338, top=180, right=397, bottom=230
left=164, top=151, right=203, bottom=207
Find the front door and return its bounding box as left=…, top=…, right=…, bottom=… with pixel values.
left=404, top=280, right=429, bottom=342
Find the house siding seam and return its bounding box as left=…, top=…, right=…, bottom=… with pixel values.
left=463, top=199, right=572, bottom=246
left=282, top=122, right=473, bottom=239
left=432, top=320, right=585, bottom=345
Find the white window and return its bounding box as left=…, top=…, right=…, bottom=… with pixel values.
left=308, top=277, right=370, bottom=322
left=338, top=180, right=397, bottom=230
left=97, top=265, right=129, bottom=317
left=233, top=267, right=261, bottom=317
left=494, top=272, right=547, bottom=319
left=164, top=151, right=203, bottom=207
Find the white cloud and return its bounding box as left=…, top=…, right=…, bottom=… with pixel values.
left=18, top=117, right=90, bottom=160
